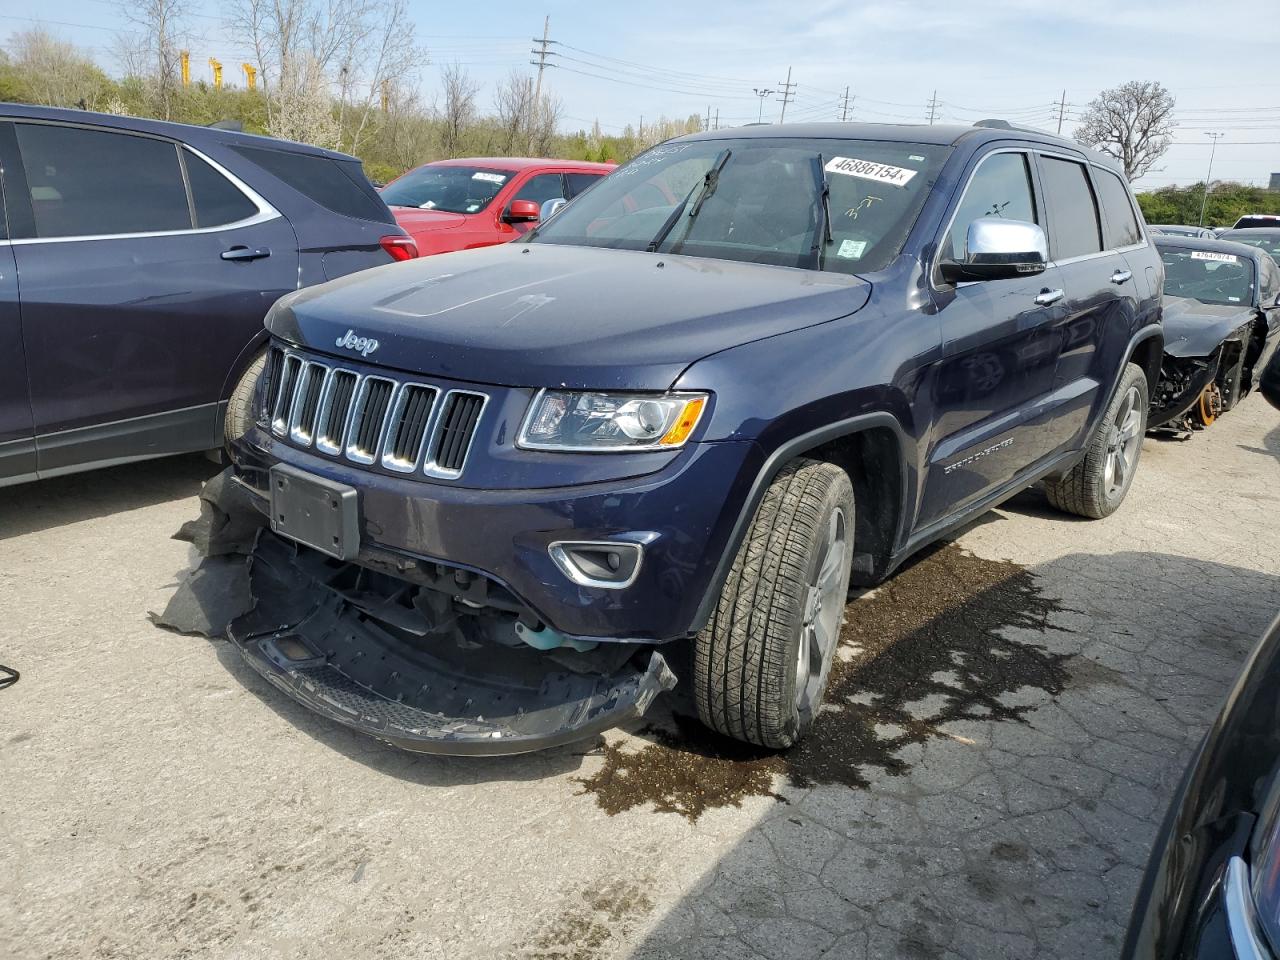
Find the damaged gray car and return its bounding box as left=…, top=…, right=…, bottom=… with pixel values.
left=1148, top=237, right=1280, bottom=431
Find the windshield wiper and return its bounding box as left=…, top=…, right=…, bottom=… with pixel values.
left=646, top=148, right=732, bottom=254
left=809, top=153, right=833, bottom=270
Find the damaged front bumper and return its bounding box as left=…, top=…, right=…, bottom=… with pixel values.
left=1149, top=349, right=1221, bottom=430
left=226, top=532, right=677, bottom=756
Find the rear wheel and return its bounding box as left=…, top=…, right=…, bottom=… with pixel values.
left=224, top=349, right=267, bottom=448
left=694, top=459, right=854, bottom=749
left=1043, top=363, right=1147, bottom=519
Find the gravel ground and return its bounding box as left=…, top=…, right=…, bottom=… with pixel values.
left=2, top=401, right=1278, bottom=960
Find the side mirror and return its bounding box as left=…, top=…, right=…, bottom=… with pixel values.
left=503, top=199, right=542, bottom=223
left=939, top=217, right=1048, bottom=283
left=540, top=197, right=568, bottom=221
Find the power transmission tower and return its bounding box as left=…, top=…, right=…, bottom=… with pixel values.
left=777, top=66, right=796, bottom=122
left=1054, top=90, right=1068, bottom=134
left=528, top=15, right=552, bottom=153
left=926, top=90, right=939, bottom=125
left=839, top=86, right=854, bottom=122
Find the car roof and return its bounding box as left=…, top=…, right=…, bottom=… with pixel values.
left=0, top=101, right=360, bottom=161
left=1153, top=235, right=1268, bottom=261
left=1221, top=227, right=1280, bottom=237
left=664, top=121, right=1124, bottom=174
left=1152, top=224, right=1207, bottom=230
left=423, top=157, right=616, bottom=172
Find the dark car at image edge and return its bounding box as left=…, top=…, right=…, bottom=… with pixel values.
left=222, top=120, right=1165, bottom=755
left=0, top=103, right=415, bottom=487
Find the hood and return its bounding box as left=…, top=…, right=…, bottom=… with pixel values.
left=389, top=207, right=469, bottom=233
left=267, top=243, right=871, bottom=389
left=1161, top=295, right=1256, bottom=358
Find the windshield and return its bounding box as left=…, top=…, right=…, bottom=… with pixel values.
left=1160, top=247, right=1257, bottom=306
left=380, top=165, right=513, bottom=213
left=530, top=137, right=949, bottom=274
left=1220, top=231, right=1280, bottom=259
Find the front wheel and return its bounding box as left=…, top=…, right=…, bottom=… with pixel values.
left=693, top=459, right=855, bottom=749
left=1043, top=363, right=1148, bottom=519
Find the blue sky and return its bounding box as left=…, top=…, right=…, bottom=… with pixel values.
left=8, top=0, right=1280, bottom=190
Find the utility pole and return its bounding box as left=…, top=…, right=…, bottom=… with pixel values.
left=1199, top=131, right=1225, bottom=226
left=926, top=90, right=939, bottom=125
left=1054, top=89, right=1067, bottom=134
left=529, top=15, right=551, bottom=152
left=705, top=105, right=711, bottom=131
left=752, top=88, right=774, bottom=123
left=713, top=108, right=719, bottom=130
left=839, top=85, right=854, bottom=122
left=777, top=66, right=796, bottom=122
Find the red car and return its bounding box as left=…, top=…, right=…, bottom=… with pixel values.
left=380, top=157, right=615, bottom=256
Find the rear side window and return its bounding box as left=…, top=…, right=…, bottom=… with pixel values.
left=944, top=152, right=1037, bottom=262
left=565, top=172, right=604, bottom=197
left=1094, top=167, right=1142, bottom=249
left=233, top=145, right=391, bottom=223
left=1040, top=156, right=1103, bottom=260
left=184, top=150, right=259, bottom=227
left=16, top=123, right=191, bottom=238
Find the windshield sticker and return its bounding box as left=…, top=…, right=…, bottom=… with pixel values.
left=472, top=171, right=507, bottom=183
left=465, top=204, right=480, bottom=212
left=837, top=239, right=868, bottom=259
left=825, top=157, right=918, bottom=187
left=1190, top=250, right=1238, bottom=263
left=908, top=154, right=926, bottom=162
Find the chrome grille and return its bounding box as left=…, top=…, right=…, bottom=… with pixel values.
left=427, top=391, right=487, bottom=477
left=266, top=348, right=486, bottom=478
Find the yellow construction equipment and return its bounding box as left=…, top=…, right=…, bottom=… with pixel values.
left=208, top=58, right=222, bottom=89
left=242, top=63, right=256, bottom=91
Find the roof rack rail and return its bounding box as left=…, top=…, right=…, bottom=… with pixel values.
left=973, top=118, right=1052, bottom=135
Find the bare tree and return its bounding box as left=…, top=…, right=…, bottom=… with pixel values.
left=225, top=0, right=423, bottom=148
left=529, top=91, right=562, bottom=157
left=5, top=29, right=110, bottom=109
left=1074, top=81, right=1176, bottom=181
left=116, top=0, right=189, bottom=119
left=440, top=62, right=478, bottom=157
left=493, top=70, right=534, bottom=155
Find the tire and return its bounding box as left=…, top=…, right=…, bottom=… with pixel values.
left=1043, top=362, right=1148, bottom=519
left=224, top=349, right=266, bottom=447
left=694, top=458, right=855, bottom=749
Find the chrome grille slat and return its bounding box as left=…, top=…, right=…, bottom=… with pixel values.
left=381, top=384, right=438, bottom=472
left=316, top=370, right=358, bottom=455
left=270, top=348, right=487, bottom=479
left=346, top=376, right=397, bottom=464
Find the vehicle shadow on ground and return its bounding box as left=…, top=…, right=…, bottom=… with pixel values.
left=206, top=638, right=594, bottom=785
left=1238, top=418, right=1280, bottom=459
left=563, top=547, right=1279, bottom=960
left=0, top=453, right=219, bottom=540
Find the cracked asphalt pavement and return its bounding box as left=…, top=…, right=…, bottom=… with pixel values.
left=2, top=401, right=1278, bottom=960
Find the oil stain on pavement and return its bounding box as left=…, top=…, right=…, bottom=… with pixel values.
left=577, top=543, right=1077, bottom=820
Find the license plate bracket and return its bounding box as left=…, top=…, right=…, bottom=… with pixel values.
left=269, top=464, right=360, bottom=560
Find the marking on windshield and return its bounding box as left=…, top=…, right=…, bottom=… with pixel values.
left=825, top=157, right=918, bottom=187
left=837, top=239, right=867, bottom=259
left=472, top=172, right=507, bottom=183
left=1190, top=250, right=1238, bottom=263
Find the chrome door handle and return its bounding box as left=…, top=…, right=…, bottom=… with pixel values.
left=1110, top=269, right=1133, bottom=284
left=1034, top=288, right=1065, bottom=306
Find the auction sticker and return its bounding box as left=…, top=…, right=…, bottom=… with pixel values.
left=837, top=238, right=868, bottom=259
left=825, top=157, right=918, bottom=187
left=1190, top=250, right=1238, bottom=263
left=472, top=171, right=507, bottom=183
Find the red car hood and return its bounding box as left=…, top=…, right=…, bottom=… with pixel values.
left=390, top=207, right=470, bottom=232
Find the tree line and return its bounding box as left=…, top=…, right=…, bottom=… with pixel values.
left=0, top=13, right=701, bottom=184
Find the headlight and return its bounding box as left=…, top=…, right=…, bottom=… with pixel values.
left=517, top=390, right=708, bottom=451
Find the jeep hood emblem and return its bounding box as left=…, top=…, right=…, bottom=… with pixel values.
left=336, top=329, right=379, bottom=358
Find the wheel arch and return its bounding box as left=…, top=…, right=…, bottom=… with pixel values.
left=690, top=411, right=912, bottom=634
left=1127, top=326, right=1164, bottom=397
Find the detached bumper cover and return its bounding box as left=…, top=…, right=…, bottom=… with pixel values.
left=227, top=533, right=676, bottom=755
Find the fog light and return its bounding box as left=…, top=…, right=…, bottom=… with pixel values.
left=549, top=540, right=644, bottom=589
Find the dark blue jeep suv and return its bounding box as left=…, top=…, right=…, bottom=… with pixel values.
left=0, top=104, right=414, bottom=486
left=226, top=121, right=1164, bottom=754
